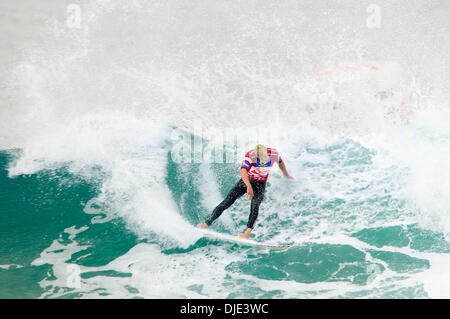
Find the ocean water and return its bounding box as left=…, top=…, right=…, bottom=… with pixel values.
left=1, top=0, right=450, bottom=299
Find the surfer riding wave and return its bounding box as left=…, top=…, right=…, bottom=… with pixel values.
left=197, top=144, right=293, bottom=239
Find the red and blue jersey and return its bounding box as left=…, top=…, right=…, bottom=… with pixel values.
left=241, top=148, right=282, bottom=182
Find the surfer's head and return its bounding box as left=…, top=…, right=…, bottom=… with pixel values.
left=255, top=144, right=268, bottom=164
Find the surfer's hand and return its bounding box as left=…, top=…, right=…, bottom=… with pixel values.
left=246, top=185, right=254, bottom=200
left=197, top=223, right=208, bottom=229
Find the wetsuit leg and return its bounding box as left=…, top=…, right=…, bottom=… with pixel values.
left=205, top=179, right=247, bottom=226
left=247, top=180, right=266, bottom=229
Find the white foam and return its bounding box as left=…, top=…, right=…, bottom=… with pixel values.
left=8, top=111, right=199, bottom=247
left=0, top=264, right=23, bottom=270
left=3, top=0, right=450, bottom=298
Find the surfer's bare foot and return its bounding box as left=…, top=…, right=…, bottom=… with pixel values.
left=237, top=228, right=252, bottom=240
left=237, top=234, right=250, bottom=240
left=237, top=233, right=251, bottom=240
left=197, top=223, right=208, bottom=228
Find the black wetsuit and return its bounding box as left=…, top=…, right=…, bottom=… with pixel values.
left=205, top=178, right=266, bottom=229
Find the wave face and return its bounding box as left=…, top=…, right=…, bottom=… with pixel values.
left=1, top=0, right=450, bottom=298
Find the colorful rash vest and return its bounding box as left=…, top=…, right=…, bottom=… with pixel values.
left=241, top=148, right=282, bottom=182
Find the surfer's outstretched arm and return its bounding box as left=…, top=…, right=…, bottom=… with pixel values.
left=278, top=160, right=293, bottom=179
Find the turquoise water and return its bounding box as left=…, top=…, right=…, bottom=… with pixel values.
left=1, top=0, right=449, bottom=299
left=0, top=150, right=139, bottom=298
left=2, top=131, right=449, bottom=298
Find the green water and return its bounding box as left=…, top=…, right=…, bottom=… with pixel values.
left=2, top=139, right=450, bottom=299
left=1, top=0, right=449, bottom=300
left=0, top=151, right=139, bottom=298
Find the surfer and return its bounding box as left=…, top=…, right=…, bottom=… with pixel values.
left=197, top=144, right=293, bottom=239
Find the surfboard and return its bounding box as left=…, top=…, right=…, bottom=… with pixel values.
left=193, top=225, right=292, bottom=249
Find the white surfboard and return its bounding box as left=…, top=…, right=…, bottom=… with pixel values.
left=193, top=226, right=292, bottom=250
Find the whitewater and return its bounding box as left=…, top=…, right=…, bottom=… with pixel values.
left=0, top=0, right=449, bottom=298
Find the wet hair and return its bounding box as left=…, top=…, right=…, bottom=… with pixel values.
left=255, top=144, right=268, bottom=161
